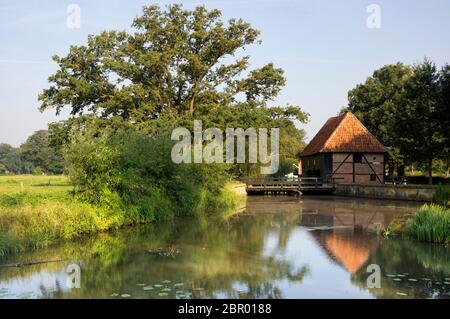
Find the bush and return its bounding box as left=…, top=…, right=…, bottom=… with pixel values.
left=433, top=185, right=450, bottom=207
left=64, top=123, right=233, bottom=222
left=0, top=164, right=8, bottom=175
left=33, top=166, right=44, bottom=175
left=408, top=204, right=450, bottom=244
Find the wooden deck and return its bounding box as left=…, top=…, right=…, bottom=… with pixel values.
left=241, top=177, right=336, bottom=195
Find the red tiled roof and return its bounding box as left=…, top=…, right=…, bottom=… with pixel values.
left=300, top=112, right=387, bottom=157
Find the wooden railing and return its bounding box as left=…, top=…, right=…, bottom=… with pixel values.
left=240, top=176, right=336, bottom=192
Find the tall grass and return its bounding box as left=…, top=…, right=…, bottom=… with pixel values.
left=432, top=185, right=450, bottom=207
left=408, top=204, right=450, bottom=244
left=0, top=176, right=245, bottom=255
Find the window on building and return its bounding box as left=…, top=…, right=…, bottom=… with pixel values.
left=370, top=174, right=377, bottom=181
left=353, top=153, right=363, bottom=163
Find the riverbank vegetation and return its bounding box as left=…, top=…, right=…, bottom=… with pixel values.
left=383, top=193, right=449, bottom=244
left=408, top=204, right=449, bottom=244
left=1, top=4, right=307, bottom=255
left=0, top=175, right=244, bottom=255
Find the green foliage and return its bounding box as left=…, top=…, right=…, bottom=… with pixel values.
left=346, top=63, right=411, bottom=175
left=382, top=217, right=409, bottom=238
left=38, top=4, right=285, bottom=119
left=33, top=166, right=44, bottom=176
left=0, top=131, right=64, bottom=175
left=389, top=59, right=444, bottom=184
left=21, top=130, right=64, bottom=174
left=408, top=204, right=450, bottom=244
left=345, top=59, right=450, bottom=183
left=0, top=144, right=23, bottom=174
left=65, top=122, right=233, bottom=221
left=38, top=4, right=309, bottom=178
left=0, top=163, right=7, bottom=175
left=0, top=175, right=244, bottom=255
left=433, top=185, right=450, bottom=207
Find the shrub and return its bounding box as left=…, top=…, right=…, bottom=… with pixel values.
left=64, top=123, right=233, bottom=222
left=408, top=204, right=450, bottom=244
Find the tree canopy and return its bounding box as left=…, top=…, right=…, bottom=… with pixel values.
left=39, top=4, right=309, bottom=177
left=39, top=4, right=290, bottom=120
left=0, top=131, right=63, bottom=175
left=345, top=59, right=449, bottom=183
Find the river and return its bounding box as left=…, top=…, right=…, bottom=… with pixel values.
left=0, top=196, right=448, bottom=299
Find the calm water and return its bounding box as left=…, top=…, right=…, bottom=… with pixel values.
left=0, top=196, right=449, bottom=299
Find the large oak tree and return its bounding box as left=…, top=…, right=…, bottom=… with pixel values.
left=39, top=4, right=289, bottom=121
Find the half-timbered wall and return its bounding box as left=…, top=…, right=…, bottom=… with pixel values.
left=332, top=153, right=384, bottom=184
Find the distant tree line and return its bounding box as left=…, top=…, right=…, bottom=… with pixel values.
left=343, top=58, right=450, bottom=184
left=0, top=130, right=63, bottom=175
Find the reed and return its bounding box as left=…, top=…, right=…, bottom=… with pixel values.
left=408, top=204, right=450, bottom=244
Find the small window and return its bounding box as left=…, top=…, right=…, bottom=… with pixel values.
left=373, top=156, right=377, bottom=160
left=353, top=153, right=363, bottom=163
left=370, top=174, right=377, bottom=181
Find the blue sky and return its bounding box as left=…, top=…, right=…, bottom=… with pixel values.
left=1, top=0, right=449, bottom=146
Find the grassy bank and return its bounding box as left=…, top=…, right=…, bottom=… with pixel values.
left=0, top=175, right=245, bottom=255
left=408, top=204, right=449, bottom=244
left=383, top=203, right=449, bottom=244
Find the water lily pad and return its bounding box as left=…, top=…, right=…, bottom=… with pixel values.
left=195, top=287, right=204, bottom=291
left=408, top=278, right=418, bottom=282
left=110, top=293, right=119, bottom=297
left=143, top=286, right=154, bottom=291
left=443, top=282, right=450, bottom=285
left=136, top=283, right=146, bottom=286
left=158, top=292, right=169, bottom=297
left=174, top=283, right=184, bottom=287
left=435, top=282, right=442, bottom=285
left=421, top=278, right=431, bottom=281
left=121, top=294, right=131, bottom=298
left=386, top=274, right=396, bottom=277
left=161, top=288, right=172, bottom=292
left=393, top=278, right=402, bottom=281
left=154, top=284, right=163, bottom=288
left=396, top=274, right=406, bottom=278
left=162, top=280, right=171, bottom=284
left=396, top=292, right=407, bottom=296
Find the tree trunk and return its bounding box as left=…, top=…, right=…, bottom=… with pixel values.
left=388, top=163, right=394, bottom=176
left=445, top=159, right=449, bottom=178
left=397, top=165, right=405, bottom=177
left=189, top=97, right=195, bottom=115
left=428, top=157, right=433, bottom=185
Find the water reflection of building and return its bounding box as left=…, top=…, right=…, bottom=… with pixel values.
left=301, top=204, right=382, bottom=274
left=244, top=196, right=416, bottom=275
left=312, top=231, right=379, bottom=274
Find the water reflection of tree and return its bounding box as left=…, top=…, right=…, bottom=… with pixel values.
left=351, top=239, right=450, bottom=299
left=0, top=212, right=309, bottom=299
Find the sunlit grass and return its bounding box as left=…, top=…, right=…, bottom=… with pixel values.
left=0, top=175, right=128, bottom=255
left=408, top=204, right=450, bottom=244
left=0, top=175, right=245, bottom=255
